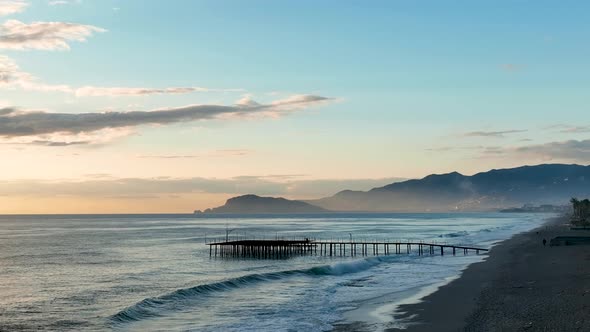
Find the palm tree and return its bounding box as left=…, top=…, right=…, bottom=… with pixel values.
left=571, top=197, right=580, bottom=219
left=582, top=199, right=590, bottom=221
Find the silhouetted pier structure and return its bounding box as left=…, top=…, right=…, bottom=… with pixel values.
left=207, top=239, right=488, bottom=259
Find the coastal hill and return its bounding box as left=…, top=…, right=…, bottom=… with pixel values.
left=195, top=194, right=328, bottom=214
left=308, top=164, right=590, bottom=212
left=197, top=164, right=590, bottom=213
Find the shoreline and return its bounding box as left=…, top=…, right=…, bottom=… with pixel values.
left=334, top=272, right=467, bottom=332
left=332, top=215, right=544, bottom=332
left=387, top=215, right=590, bottom=332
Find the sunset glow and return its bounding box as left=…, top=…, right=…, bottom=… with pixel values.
left=1, top=1, right=589, bottom=213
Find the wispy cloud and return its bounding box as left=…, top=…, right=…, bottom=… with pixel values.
left=0, top=127, right=135, bottom=146
left=233, top=174, right=307, bottom=180
left=0, top=95, right=331, bottom=145
left=509, top=140, right=590, bottom=161
left=138, top=149, right=253, bottom=159
left=0, top=55, right=242, bottom=95
left=48, top=0, right=81, bottom=6
left=464, top=129, right=527, bottom=138
left=500, top=63, right=526, bottom=72
left=426, top=145, right=490, bottom=152
left=29, top=139, right=90, bottom=146
left=0, top=54, right=25, bottom=84
left=0, top=19, right=105, bottom=50
left=0, top=55, right=71, bottom=92
left=431, top=139, right=590, bottom=163
left=0, top=0, right=28, bottom=16
left=426, top=146, right=455, bottom=152
left=74, top=86, right=243, bottom=97
left=545, top=124, right=590, bottom=133
left=474, top=139, right=590, bottom=163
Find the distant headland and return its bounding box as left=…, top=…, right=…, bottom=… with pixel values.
left=194, top=194, right=328, bottom=214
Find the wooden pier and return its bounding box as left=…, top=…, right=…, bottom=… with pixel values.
left=207, top=239, right=488, bottom=259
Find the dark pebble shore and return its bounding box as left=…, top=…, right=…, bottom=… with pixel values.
left=388, top=216, right=590, bottom=332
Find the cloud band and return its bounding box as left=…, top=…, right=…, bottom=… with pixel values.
left=0, top=95, right=331, bottom=139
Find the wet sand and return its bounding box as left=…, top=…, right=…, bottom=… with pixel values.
left=389, top=216, right=590, bottom=332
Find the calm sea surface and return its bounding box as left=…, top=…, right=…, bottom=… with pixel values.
left=0, top=213, right=546, bottom=331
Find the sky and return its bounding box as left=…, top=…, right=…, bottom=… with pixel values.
left=1, top=0, right=589, bottom=213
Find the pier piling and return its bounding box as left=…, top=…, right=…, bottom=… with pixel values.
left=207, top=238, right=488, bottom=259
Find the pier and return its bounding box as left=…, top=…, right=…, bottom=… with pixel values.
left=207, top=239, right=488, bottom=259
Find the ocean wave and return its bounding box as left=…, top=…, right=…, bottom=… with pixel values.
left=110, top=257, right=388, bottom=325
left=438, top=230, right=469, bottom=238
left=438, top=224, right=517, bottom=239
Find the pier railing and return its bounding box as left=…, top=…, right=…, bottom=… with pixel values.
left=207, top=238, right=488, bottom=259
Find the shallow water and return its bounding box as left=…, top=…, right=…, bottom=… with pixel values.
left=0, top=213, right=546, bottom=331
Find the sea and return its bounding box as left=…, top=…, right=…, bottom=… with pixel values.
left=0, top=213, right=548, bottom=331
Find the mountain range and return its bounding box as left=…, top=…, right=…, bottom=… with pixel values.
left=198, top=164, right=590, bottom=214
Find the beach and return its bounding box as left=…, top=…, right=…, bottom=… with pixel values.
left=390, top=216, right=590, bottom=332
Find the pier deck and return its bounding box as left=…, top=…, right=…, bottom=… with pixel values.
left=207, top=239, right=488, bottom=259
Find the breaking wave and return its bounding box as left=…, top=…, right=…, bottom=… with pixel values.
left=111, top=256, right=389, bottom=325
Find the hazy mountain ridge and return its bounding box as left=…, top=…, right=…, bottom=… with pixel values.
left=309, top=164, right=590, bottom=212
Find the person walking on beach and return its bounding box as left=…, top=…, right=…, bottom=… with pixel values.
left=543, top=238, right=547, bottom=246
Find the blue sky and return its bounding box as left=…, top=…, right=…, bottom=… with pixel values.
left=1, top=0, right=589, bottom=212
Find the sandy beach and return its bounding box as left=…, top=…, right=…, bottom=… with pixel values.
left=389, top=216, right=590, bottom=332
